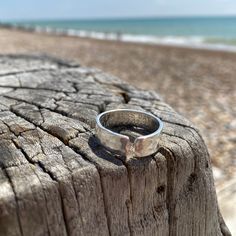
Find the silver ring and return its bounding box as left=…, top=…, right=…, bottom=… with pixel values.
left=95, top=109, right=163, bottom=159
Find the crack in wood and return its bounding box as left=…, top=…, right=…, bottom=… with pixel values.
left=0, top=55, right=230, bottom=236
left=11, top=138, right=56, bottom=235
left=0, top=68, right=56, bottom=77
left=95, top=170, right=112, bottom=236
left=3, top=169, right=24, bottom=236
left=6, top=107, right=111, bottom=235
left=0, top=85, right=76, bottom=93
left=158, top=146, right=177, bottom=236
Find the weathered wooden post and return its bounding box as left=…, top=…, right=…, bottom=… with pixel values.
left=0, top=55, right=231, bottom=236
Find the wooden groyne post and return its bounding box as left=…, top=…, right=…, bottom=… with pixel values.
left=0, top=55, right=231, bottom=236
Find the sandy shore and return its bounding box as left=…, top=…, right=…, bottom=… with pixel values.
left=0, top=27, right=235, bottom=182
left=0, top=27, right=236, bottom=233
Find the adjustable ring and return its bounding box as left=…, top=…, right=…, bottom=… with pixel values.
left=95, top=109, right=163, bottom=159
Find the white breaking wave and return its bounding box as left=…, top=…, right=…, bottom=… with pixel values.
left=11, top=24, right=236, bottom=52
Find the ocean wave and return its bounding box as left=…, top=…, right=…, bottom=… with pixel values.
left=5, top=23, right=236, bottom=52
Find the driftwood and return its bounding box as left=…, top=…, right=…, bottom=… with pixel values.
left=0, top=55, right=231, bottom=236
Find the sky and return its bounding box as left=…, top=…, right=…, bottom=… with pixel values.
left=1, top=0, right=236, bottom=21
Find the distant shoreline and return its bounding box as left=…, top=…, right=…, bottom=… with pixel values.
left=2, top=22, right=236, bottom=53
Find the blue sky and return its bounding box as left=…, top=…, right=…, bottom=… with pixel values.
left=1, top=0, right=236, bottom=20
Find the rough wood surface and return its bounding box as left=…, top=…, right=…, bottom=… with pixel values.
left=0, top=55, right=231, bottom=236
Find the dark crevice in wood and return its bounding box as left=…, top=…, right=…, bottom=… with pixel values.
left=11, top=137, right=58, bottom=186
left=96, top=170, right=112, bottom=236
left=4, top=90, right=66, bottom=103
left=157, top=185, right=166, bottom=194
left=3, top=169, right=24, bottom=236
left=69, top=174, right=86, bottom=235
left=10, top=103, right=84, bottom=153
left=108, top=84, right=160, bottom=102
left=98, top=102, right=106, bottom=113
left=184, top=128, right=212, bottom=174
left=115, top=155, right=160, bottom=236
left=8, top=103, right=111, bottom=235
left=1, top=110, right=79, bottom=235
left=162, top=125, right=209, bottom=177
left=3, top=87, right=125, bottom=128
left=163, top=125, right=198, bottom=146
left=38, top=109, right=46, bottom=126
left=16, top=133, right=71, bottom=236
left=2, top=120, right=36, bottom=137
left=188, top=173, right=197, bottom=192
left=2, top=134, right=56, bottom=236
left=120, top=92, right=130, bottom=104
left=158, top=146, right=176, bottom=236
left=164, top=135, right=197, bottom=184
left=71, top=82, right=80, bottom=93
left=5, top=95, right=91, bottom=131
left=151, top=153, right=168, bottom=233
left=55, top=147, right=105, bottom=235
left=69, top=139, right=113, bottom=236
left=3, top=94, right=54, bottom=109
left=123, top=165, right=134, bottom=236
left=70, top=149, right=113, bottom=236
left=125, top=199, right=133, bottom=236
left=0, top=85, right=75, bottom=93
left=0, top=68, right=56, bottom=77
left=162, top=131, right=197, bottom=172
left=54, top=184, right=70, bottom=236
left=160, top=134, right=216, bottom=235
left=36, top=135, right=83, bottom=236
left=37, top=161, right=58, bottom=183
left=187, top=127, right=211, bottom=159
left=190, top=124, right=226, bottom=235
left=29, top=167, right=52, bottom=236
left=13, top=93, right=95, bottom=125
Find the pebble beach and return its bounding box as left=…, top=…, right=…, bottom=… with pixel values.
left=0, top=27, right=235, bottom=233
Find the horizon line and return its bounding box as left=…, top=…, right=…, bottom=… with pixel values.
left=2, top=14, right=236, bottom=22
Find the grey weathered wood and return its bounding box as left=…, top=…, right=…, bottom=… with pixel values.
left=0, top=55, right=231, bottom=236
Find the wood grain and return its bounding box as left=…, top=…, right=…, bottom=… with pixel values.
left=0, top=55, right=231, bottom=236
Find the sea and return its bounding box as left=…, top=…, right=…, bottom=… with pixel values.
left=4, top=16, right=236, bottom=51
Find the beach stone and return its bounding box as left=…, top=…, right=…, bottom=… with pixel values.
left=0, top=55, right=231, bottom=236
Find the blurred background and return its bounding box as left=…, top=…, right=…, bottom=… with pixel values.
left=0, top=0, right=235, bottom=234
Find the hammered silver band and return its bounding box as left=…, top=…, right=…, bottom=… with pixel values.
left=95, top=109, right=163, bottom=159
